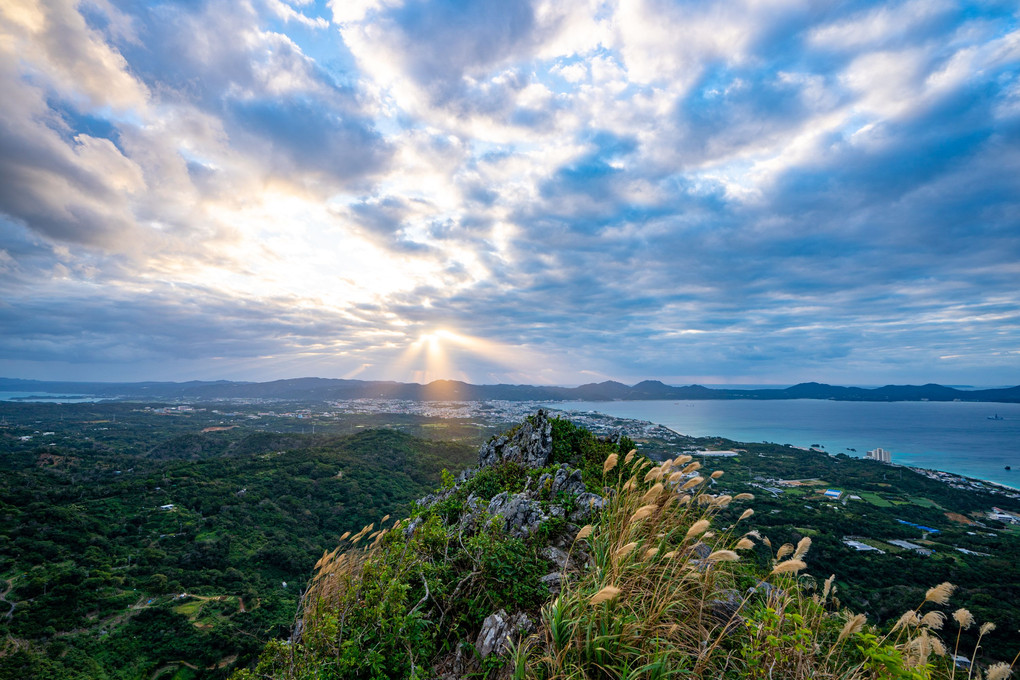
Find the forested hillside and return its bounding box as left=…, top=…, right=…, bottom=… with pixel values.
left=0, top=414, right=475, bottom=679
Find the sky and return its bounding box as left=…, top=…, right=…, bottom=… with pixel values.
left=0, top=0, right=1018, bottom=387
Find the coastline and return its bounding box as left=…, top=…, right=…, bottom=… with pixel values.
left=546, top=399, right=1019, bottom=490
left=907, top=465, right=1020, bottom=498
left=543, top=404, right=1020, bottom=497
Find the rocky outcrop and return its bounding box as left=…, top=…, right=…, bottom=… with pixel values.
left=569, top=492, right=606, bottom=523
left=475, top=610, right=534, bottom=659
left=478, top=410, right=553, bottom=469
left=414, top=411, right=609, bottom=677
left=487, top=491, right=548, bottom=538
left=536, top=466, right=586, bottom=499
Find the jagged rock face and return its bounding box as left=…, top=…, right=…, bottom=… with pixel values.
left=478, top=409, right=553, bottom=469
left=541, top=545, right=571, bottom=571
left=475, top=609, right=533, bottom=659
left=487, top=491, right=548, bottom=538
left=542, top=570, right=567, bottom=591
left=536, top=466, right=586, bottom=500
left=569, top=492, right=605, bottom=523
left=457, top=494, right=487, bottom=534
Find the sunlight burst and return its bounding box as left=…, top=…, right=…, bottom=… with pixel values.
left=391, top=328, right=531, bottom=384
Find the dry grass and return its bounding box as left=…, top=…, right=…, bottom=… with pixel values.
left=513, top=454, right=1018, bottom=680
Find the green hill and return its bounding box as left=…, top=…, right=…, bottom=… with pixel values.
left=0, top=428, right=475, bottom=679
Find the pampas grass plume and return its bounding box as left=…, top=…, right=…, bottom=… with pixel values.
left=576, top=524, right=593, bottom=541
left=642, top=483, right=664, bottom=504
left=794, top=537, right=812, bottom=560
left=986, top=662, right=1012, bottom=680
left=892, top=610, right=920, bottom=632
left=920, top=611, right=945, bottom=630
left=615, top=542, right=638, bottom=560
left=953, top=608, right=974, bottom=629
left=776, top=543, right=794, bottom=560
left=603, top=453, right=619, bottom=474
left=770, top=559, right=807, bottom=575
left=837, top=613, right=866, bottom=642
left=685, top=519, right=710, bottom=539
left=823, top=574, right=835, bottom=600
left=925, top=582, right=955, bottom=605
left=735, top=537, right=755, bottom=550
left=590, top=586, right=621, bottom=605
left=734, top=492, right=754, bottom=501
left=739, top=508, right=754, bottom=521
left=624, top=449, right=637, bottom=464
left=681, top=476, right=705, bottom=490
left=708, top=550, right=739, bottom=562
left=630, top=504, right=658, bottom=523
left=980, top=622, right=996, bottom=635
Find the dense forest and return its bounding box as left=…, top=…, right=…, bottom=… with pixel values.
left=0, top=403, right=478, bottom=679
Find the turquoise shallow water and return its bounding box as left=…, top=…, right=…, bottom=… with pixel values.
left=545, top=399, right=1020, bottom=489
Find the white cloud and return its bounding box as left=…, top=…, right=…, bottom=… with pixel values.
left=0, top=0, right=149, bottom=113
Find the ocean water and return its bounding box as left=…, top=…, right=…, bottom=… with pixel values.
left=546, top=400, right=1020, bottom=489
left=0, top=391, right=102, bottom=403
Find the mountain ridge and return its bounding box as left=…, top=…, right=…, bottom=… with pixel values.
left=2, top=377, right=1020, bottom=403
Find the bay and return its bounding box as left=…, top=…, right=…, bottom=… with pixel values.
left=546, top=399, right=1020, bottom=489
left=0, top=391, right=102, bottom=403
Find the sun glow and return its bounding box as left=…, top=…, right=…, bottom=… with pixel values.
left=390, top=328, right=537, bottom=385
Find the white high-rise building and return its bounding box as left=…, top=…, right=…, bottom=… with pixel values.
left=866, top=447, right=891, bottom=463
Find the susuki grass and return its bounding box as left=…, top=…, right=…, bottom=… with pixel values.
left=513, top=451, right=1017, bottom=680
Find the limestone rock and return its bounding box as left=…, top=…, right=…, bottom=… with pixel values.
left=541, top=545, right=572, bottom=571
left=487, top=492, right=548, bottom=538
left=416, top=487, right=455, bottom=511
left=747, top=580, right=785, bottom=602
left=402, top=516, right=423, bottom=538
left=475, top=610, right=533, bottom=659
left=478, top=410, right=553, bottom=469
left=458, top=494, right=488, bottom=534
left=539, top=572, right=566, bottom=595
left=691, top=542, right=712, bottom=559
left=708, top=589, right=744, bottom=635
left=550, top=522, right=582, bottom=551
left=568, top=492, right=606, bottom=523
left=536, top=466, right=586, bottom=500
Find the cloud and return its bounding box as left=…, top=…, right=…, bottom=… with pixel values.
left=0, top=0, right=1018, bottom=385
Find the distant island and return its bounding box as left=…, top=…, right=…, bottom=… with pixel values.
left=3, top=377, right=1019, bottom=403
